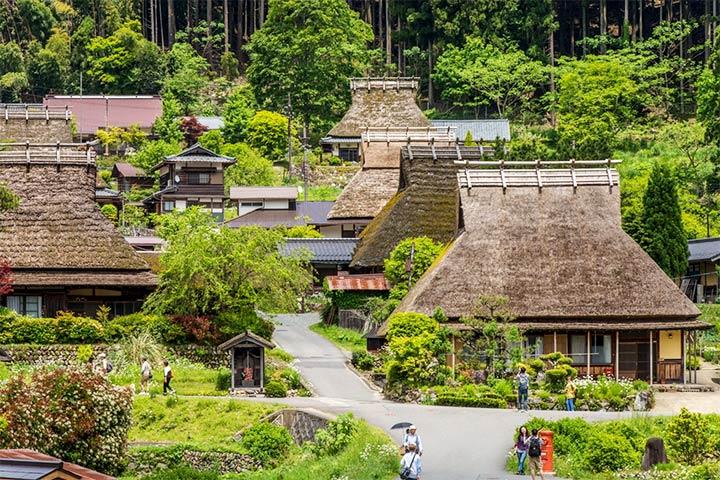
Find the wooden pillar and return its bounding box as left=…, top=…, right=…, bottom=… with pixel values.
left=553, top=331, right=557, bottom=352
left=681, top=329, right=687, bottom=384
left=649, top=330, right=654, bottom=385
left=586, top=331, right=591, bottom=377
left=615, top=330, right=620, bottom=379
left=230, top=347, right=235, bottom=390
left=260, top=347, right=265, bottom=389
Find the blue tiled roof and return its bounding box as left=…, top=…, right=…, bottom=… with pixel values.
left=431, top=119, right=511, bottom=142
left=688, top=237, right=720, bottom=263
left=280, top=238, right=359, bottom=263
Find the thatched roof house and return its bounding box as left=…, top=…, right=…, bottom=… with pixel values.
left=321, top=78, right=431, bottom=161
left=327, top=129, right=455, bottom=228
left=0, top=143, right=156, bottom=318
left=383, top=160, right=708, bottom=383
left=352, top=145, right=496, bottom=268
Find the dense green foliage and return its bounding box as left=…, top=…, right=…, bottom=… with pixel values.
left=384, top=237, right=444, bottom=298
left=241, top=422, right=293, bottom=466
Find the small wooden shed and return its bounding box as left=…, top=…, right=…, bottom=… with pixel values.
left=219, top=331, right=275, bottom=390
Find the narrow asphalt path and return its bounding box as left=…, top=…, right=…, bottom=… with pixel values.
left=272, top=313, right=630, bottom=480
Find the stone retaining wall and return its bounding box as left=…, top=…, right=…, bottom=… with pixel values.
left=265, top=408, right=334, bottom=444
left=0, top=344, right=229, bottom=368
left=126, top=446, right=258, bottom=476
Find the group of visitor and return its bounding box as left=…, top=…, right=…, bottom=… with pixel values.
left=514, top=426, right=546, bottom=479
left=139, top=357, right=175, bottom=395
left=516, top=366, right=577, bottom=412
left=399, top=425, right=423, bottom=479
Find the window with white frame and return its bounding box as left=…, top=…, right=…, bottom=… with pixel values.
left=163, top=200, right=175, bottom=212
left=6, top=295, right=42, bottom=317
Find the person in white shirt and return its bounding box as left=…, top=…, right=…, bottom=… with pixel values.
left=399, top=443, right=422, bottom=480
left=402, top=425, right=423, bottom=455
left=140, top=357, right=152, bottom=394
left=162, top=360, right=174, bottom=395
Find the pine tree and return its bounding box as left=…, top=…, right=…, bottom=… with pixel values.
left=639, top=162, right=688, bottom=278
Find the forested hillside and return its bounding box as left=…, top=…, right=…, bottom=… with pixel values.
left=2, top=0, right=720, bottom=275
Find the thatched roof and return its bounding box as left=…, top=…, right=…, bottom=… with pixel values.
left=351, top=146, right=480, bottom=268
left=327, top=168, right=399, bottom=220
left=0, top=144, right=156, bottom=287
left=327, top=78, right=430, bottom=138
left=395, top=172, right=701, bottom=326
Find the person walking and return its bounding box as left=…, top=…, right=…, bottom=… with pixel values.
left=140, top=357, right=152, bottom=394
left=97, top=353, right=112, bottom=375
left=162, top=360, right=174, bottom=395
left=399, top=443, right=422, bottom=480
left=515, top=425, right=530, bottom=475
left=516, top=366, right=530, bottom=412
left=528, top=429, right=545, bottom=480
left=564, top=376, right=577, bottom=411
left=402, top=425, right=423, bottom=455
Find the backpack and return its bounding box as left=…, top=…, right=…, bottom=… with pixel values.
left=518, top=374, right=529, bottom=390
left=528, top=437, right=542, bottom=458
left=399, top=452, right=417, bottom=480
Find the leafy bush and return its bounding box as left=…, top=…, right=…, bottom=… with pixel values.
left=264, top=380, right=287, bottom=398
left=76, top=345, right=94, bottom=364
left=10, top=317, right=58, bottom=343
left=582, top=430, right=638, bottom=472
left=385, top=312, right=439, bottom=341
left=666, top=408, right=713, bottom=465
left=385, top=331, right=452, bottom=389
left=113, top=331, right=167, bottom=369
left=55, top=311, right=104, bottom=343
left=312, top=413, right=358, bottom=456
left=273, top=368, right=303, bottom=390
left=215, top=370, right=231, bottom=391
left=384, top=237, right=444, bottom=296
left=143, top=467, right=220, bottom=480
left=351, top=350, right=375, bottom=371
left=0, top=367, right=132, bottom=475
left=435, top=393, right=506, bottom=408
left=241, top=422, right=293, bottom=466
left=106, top=313, right=186, bottom=344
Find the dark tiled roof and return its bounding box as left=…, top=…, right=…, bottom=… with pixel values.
left=112, top=162, right=146, bottom=178
left=95, top=187, right=121, bottom=199
left=280, top=238, right=359, bottom=263
left=150, top=143, right=234, bottom=172
left=688, top=237, right=720, bottom=263
left=225, top=201, right=334, bottom=228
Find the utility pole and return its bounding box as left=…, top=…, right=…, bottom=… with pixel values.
left=302, top=124, right=309, bottom=202
left=286, top=93, right=293, bottom=181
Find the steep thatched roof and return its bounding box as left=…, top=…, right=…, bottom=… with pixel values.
left=327, top=168, right=399, bottom=220
left=351, top=146, right=489, bottom=268
left=395, top=171, right=700, bottom=326
left=327, top=78, right=430, bottom=138
left=0, top=144, right=156, bottom=287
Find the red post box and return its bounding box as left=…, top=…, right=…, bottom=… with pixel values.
left=539, top=429, right=554, bottom=474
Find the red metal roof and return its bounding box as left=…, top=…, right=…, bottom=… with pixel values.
left=43, top=95, right=162, bottom=136
left=326, top=273, right=389, bottom=291
left=0, top=449, right=115, bottom=480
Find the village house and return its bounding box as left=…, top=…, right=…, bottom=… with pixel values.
left=681, top=237, right=720, bottom=304
left=0, top=143, right=157, bottom=318
left=372, top=146, right=709, bottom=384
left=327, top=127, right=456, bottom=234
left=320, top=77, right=431, bottom=161
left=143, top=143, right=235, bottom=220
left=280, top=238, right=360, bottom=282
left=226, top=186, right=350, bottom=237
left=43, top=95, right=162, bottom=141
left=111, top=163, right=155, bottom=193
left=0, top=449, right=114, bottom=480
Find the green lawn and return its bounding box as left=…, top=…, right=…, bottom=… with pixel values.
left=111, top=361, right=227, bottom=396
left=309, top=323, right=365, bottom=353
left=130, top=396, right=283, bottom=451
left=227, top=421, right=398, bottom=480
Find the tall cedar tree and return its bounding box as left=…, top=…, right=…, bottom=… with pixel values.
left=246, top=0, right=373, bottom=134
left=639, top=163, right=688, bottom=278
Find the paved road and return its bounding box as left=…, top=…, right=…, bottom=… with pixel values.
left=272, top=314, right=630, bottom=480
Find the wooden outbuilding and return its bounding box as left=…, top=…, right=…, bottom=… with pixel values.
left=219, top=331, right=275, bottom=391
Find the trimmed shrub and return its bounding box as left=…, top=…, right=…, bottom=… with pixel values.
left=55, top=312, right=104, bottom=343
left=582, top=431, right=639, bottom=473
left=11, top=317, right=58, bottom=344
left=666, top=408, right=713, bottom=465
left=351, top=350, right=375, bottom=371
left=215, top=370, right=231, bottom=391
left=385, top=312, right=438, bottom=341
left=311, top=413, right=358, bottom=456
left=76, top=345, right=94, bottom=364
left=276, top=368, right=303, bottom=390
left=144, top=467, right=220, bottom=480
left=435, top=393, right=506, bottom=408
left=241, top=422, right=292, bottom=466
left=264, top=380, right=287, bottom=398
left=0, top=367, right=132, bottom=475
left=105, top=313, right=186, bottom=344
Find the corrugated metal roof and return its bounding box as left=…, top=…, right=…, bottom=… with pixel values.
left=196, top=116, right=224, bottom=130
left=112, top=162, right=146, bottom=178
left=43, top=95, right=162, bottom=135
left=688, top=237, right=720, bottom=263
left=430, top=119, right=511, bottom=142
left=0, top=450, right=114, bottom=480
left=95, top=187, right=121, bottom=198
left=230, top=186, right=298, bottom=200
left=280, top=238, right=359, bottom=263
left=326, top=273, right=389, bottom=291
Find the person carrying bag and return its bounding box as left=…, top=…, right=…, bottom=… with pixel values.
left=399, top=443, right=421, bottom=480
